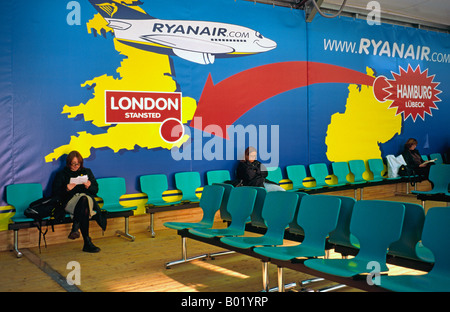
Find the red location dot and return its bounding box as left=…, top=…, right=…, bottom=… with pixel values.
left=373, top=75, right=391, bottom=102
left=160, top=118, right=184, bottom=143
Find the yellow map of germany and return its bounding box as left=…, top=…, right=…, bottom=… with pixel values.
left=45, top=6, right=197, bottom=162
left=45, top=3, right=402, bottom=166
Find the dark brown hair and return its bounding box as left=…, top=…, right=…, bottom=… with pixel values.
left=243, top=146, right=257, bottom=162
left=404, top=138, right=418, bottom=149
left=66, top=151, right=84, bottom=169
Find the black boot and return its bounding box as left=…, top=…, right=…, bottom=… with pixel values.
left=68, top=222, right=80, bottom=240
left=82, top=237, right=100, bottom=253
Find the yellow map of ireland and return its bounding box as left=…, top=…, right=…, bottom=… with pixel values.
left=45, top=7, right=196, bottom=162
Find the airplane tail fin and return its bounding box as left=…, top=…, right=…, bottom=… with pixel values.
left=88, top=0, right=153, bottom=19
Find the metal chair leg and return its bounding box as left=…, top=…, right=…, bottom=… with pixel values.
left=12, top=230, right=23, bottom=258
left=262, top=261, right=269, bottom=292
left=165, top=236, right=209, bottom=269
left=116, top=217, right=135, bottom=241
left=148, top=212, right=156, bottom=238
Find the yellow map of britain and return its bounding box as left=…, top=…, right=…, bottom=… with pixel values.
left=45, top=5, right=197, bottom=162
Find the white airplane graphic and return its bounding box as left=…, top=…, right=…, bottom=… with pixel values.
left=89, top=0, right=277, bottom=64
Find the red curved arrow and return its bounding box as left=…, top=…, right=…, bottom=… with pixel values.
left=190, top=61, right=375, bottom=139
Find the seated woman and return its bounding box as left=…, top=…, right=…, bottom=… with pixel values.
left=402, top=138, right=434, bottom=180
left=236, top=147, right=285, bottom=192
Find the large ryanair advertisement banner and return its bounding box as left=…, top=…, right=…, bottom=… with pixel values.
left=0, top=0, right=448, bottom=209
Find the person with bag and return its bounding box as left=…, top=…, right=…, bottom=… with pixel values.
left=51, top=151, right=106, bottom=253
left=236, top=146, right=285, bottom=192
left=402, top=138, right=434, bottom=180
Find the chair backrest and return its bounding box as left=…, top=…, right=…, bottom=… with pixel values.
left=288, top=192, right=309, bottom=236
left=286, top=165, right=307, bottom=190
left=427, top=164, right=450, bottom=193
left=206, top=170, right=231, bottom=185
left=297, top=195, right=341, bottom=251
left=430, top=153, right=443, bottom=165
left=328, top=196, right=357, bottom=248
left=97, top=177, right=127, bottom=209
left=350, top=200, right=405, bottom=269
left=261, top=192, right=299, bottom=240
left=388, top=202, right=425, bottom=261
left=213, top=183, right=234, bottom=221
left=226, top=187, right=257, bottom=231
left=248, top=187, right=268, bottom=228
left=309, top=163, right=329, bottom=187
left=266, top=167, right=283, bottom=184
left=367, top=158, right=385, bottom=181
left=348, top=160, right=367, bottom=183
left=140, top=174, right=168, bottom=204
left=420, top=207, right=450, bottom=277
left=6, top=183, right=43, bottom=219
left=331, top=162, right=350, bottom=185
left=197, top=185, right=225, bottom=223
left=174, top=171, right=201, bottom=201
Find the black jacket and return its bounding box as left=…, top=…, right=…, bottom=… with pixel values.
left=52, top=166, right=106, bottom=230
left=402, top=148, right=423, bottom=170
left=236, top=160, right=274, bottom=187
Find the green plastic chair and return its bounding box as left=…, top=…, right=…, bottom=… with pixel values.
left=206, top=170, right=231, bottom=185
left=245, top=187, right=268, bottom=228
left=213, top=183, right=234, bottom=222
left=304, top=200, right=405, bottom=277
left=164, top=185, right=225, bottom=230
left=348, top=160, right=368, bottom=184
left=140, top=174, right=181, bottom=207
left=367, top=158, right=386, bottom=182
left=6, top=183, right=44, bottom=257
left=286, top=165, right=309, bottom=191
left=327, top=196, right=357, bottom=249
left=254, top=195, right=341, bottom=260
left=6, top=183, right=44, bottom=223
left=388, top=202, right=430, bottom=262
left=287, top=192, right=308, bottom=236
left=97, top=177, right=138, bottom=241
left=412, top=164, right=450, bottom=196
left=309, top=163, right=330, bottom=188
left=380, top=207, right=450, bottom=292
left=175, top=171, right=201, bottom=203
left=220, top=191, right=299, bottom=249
left=266, top=167, right=283, bottom=184
left=188, top=187, right=257, bottom=238
left=330, top=162, right=350, bottom=186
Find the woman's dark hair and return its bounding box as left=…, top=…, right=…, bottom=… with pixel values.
left=66, top=150, right=84, bottom=168
left=243, top=146, right=257, bottom=162
left=404, top=138, right=418, bottom=149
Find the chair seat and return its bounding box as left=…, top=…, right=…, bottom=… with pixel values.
left=412, top=190, right=450, bottom=196
left=189, top=227, right=244, bottom=238
left=254, top=244, right=326, bottom=261
left=220, top=236, right=282, bottom=249
left=181, top=196, right=200, bottom=203
left=146, top=199, right=182, bottom=207
left=304, top=258, right=389, bottom=278
left=102, top=204, right=137, bottom=213
left=415, top=242, right=435, bottom=263
left=11, top=216, right=48, bottom=223
left=380, top=274, right=450, bottom=292
left=164, top=221, right=213, bottom=230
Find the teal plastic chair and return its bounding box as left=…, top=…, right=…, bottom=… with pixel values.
left=6, top=183, right=44, bottom=223
left=429, top=153, right=443, bottom=165
left=254, top=195, right=341, bottom=292
left=6, top=183, right=44, bottom=257
left=330, top=162, right=350, bottom=187
left=286, top=165, right=309, bottom=191
left=328, top=196, right=357, bottom=249
left=97, top=177, right=138, bottom=241
left=220, top=191, right=299, bottom=249
left=380, top=207, right=450, bottom=292
left=304, top=200, right=405, bottom=277
left=367, top=158, right=386, bottom=182
left=188, top=187, right=257, bottom=238
left=140, top=174, right=181, bottom=207
left=348, top=160, right=368, bottom=184
left=248, top=187, right=268, bottom=228
left=206, top=170, right=231, bottom=185
left=164, top=185, right=225, bottom=230
left=163, top=185, right=225, bottom=268
left=412, top=164, right=450, bottom=196
left=175, top=171, right=201, bottom=203
left=287, top=192, right=308, bottom=236
left=309, top=163, right=330, bottom=188
left=213, top=183, right=234, bottom=222
left=387, top=202, right=430, bottom=262
left=254, top=195, right=341, bottom=260
left=266, top=167, right=283, bottom=184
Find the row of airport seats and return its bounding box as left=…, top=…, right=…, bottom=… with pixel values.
left=6, top=177, right=137, bottom=257
left=164, top=183, right=450, bottom=292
